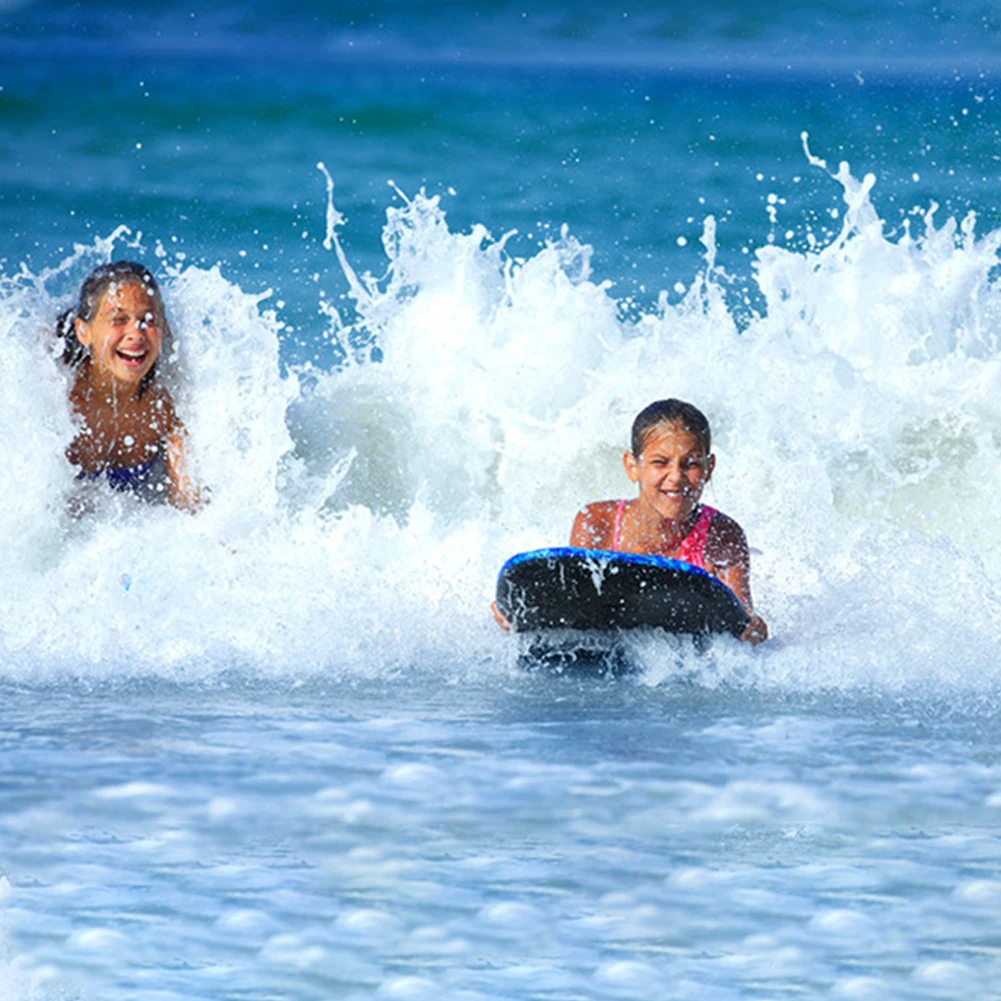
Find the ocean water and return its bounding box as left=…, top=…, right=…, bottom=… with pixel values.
left=2, top=2, right=1001, bottom=998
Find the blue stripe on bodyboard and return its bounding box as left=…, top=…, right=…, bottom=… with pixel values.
left=499, top=546, right=719, bottom=585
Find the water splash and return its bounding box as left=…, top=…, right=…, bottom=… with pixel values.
left=2, top=157, right=1001, bottom=692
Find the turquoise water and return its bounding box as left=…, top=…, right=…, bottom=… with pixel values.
left=6, top=41, right=1001, bottom=359
left=2, top=2, right=1001, bottom=998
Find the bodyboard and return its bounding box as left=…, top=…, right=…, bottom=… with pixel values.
left=496, top=547, right=749, bottom=638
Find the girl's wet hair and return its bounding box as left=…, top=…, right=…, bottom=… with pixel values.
left=55, top=260, right=171, bottom=397
left=631, top=398, right=712, bottom=457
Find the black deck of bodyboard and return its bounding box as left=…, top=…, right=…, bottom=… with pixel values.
left=495, top=547, right=749, bottom=638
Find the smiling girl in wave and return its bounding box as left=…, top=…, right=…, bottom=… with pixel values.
left=570, top=398, right=767, bottom=644
left=56, top=260, right=200, bottom=512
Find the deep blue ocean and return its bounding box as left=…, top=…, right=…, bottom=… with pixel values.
left=2, top=3, right=1001, bottom=999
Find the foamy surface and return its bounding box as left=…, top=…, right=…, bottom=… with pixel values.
left=1, top=678, right=998, bottom=1000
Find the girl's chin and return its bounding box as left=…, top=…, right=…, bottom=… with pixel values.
left=648, top=496, right=697, bottom=521
left=108, top=366, right=151, bottom=386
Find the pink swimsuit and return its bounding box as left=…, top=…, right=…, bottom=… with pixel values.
left=611, top=499, right=717, bottom=569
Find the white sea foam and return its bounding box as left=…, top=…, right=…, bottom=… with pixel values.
left=2, top=157, right=1001, bottom=692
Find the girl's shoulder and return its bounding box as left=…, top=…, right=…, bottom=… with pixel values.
left=705, top=508, right=750, bottom=567
left=577, top=499, right=622, bottom=517
left=143, top=382, right=174, bottom=406
left=570, top=500, right=622, bottom=548
left=142, top=384, right=180, bottom=422
left=574, top=499, right=623, bottom=531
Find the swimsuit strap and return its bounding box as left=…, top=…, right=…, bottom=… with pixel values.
left=612, top=499, right=627, bottom=551
left=677, top=505, right=717, bottom=569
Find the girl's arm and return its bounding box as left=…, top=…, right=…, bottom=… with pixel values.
left=708, top=517, right=768, bottom=645
left=165, top=424, right=201, bottom=512
left=154, top=392, right=200, bottom=512
left=491, top=600, right=511, bottom=632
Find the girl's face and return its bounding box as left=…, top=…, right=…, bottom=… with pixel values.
left=75, top=281, right=162, bottom=388
left=624, top=420, right=715, bottom=523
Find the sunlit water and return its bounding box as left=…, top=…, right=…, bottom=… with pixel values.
left=2, top=2, right=1001, bottom=998
left=3, top=679, right=999, bottom=1000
